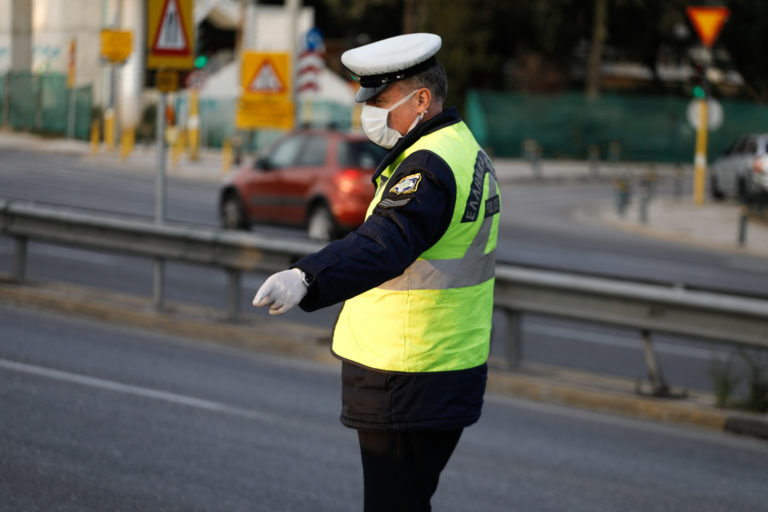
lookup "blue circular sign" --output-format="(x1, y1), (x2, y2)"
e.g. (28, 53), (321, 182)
(306, 27), (324, 50)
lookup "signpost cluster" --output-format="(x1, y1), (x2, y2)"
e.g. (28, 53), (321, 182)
(146, 0), (195, 310)
(686, 6), (730, 206)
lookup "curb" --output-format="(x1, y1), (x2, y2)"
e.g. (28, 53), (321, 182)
(2, 276), (765, 438)
(572, 200), (768, 259)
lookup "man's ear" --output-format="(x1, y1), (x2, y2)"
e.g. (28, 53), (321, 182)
(416, 88), (431, 113)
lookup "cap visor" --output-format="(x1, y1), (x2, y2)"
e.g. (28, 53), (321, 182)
(355, 84), (389, 103)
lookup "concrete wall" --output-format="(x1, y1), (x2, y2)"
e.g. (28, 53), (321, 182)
(0, 0), (33, 72)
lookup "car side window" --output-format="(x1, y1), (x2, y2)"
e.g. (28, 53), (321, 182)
(296, 135), (328, 167)
(338, 140), (387, 168)
(267, 136), (305, 168)
(733, 137), (748, 155)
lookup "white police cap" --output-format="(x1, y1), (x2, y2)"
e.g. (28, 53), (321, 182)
(342, 33), (442, 103)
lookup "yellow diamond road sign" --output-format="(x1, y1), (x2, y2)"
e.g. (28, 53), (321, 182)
(241, 52), (291, 99)
(147, 0), (194, 70)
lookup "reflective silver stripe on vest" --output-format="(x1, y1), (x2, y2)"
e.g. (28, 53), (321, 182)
(378, 169), (500, 291)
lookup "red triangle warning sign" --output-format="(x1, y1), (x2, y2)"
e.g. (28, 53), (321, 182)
(687, 6), (730, 48)
(247, 60), (286, 94)
(152, 0), (190, 56)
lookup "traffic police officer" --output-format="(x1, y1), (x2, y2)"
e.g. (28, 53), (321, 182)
(253, 33), (500, 511)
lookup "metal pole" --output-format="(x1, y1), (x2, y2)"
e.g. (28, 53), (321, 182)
(68, 88), (77, 139)
(503, 309), (523, 370)
(227, 268), (241, 320)
(13, 236), (28, 282)
(640, 329), (669, 396)
(738, 206), (748, 247)
(287, 0), (300, 128)
(153, 92), (167, 311)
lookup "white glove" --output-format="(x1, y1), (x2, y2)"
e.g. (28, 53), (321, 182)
(252, 268), (308, 315)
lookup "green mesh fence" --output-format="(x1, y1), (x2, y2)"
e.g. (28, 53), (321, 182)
(194, 97), (354, 150)
(1, 72), (93, 138)
(39, 74), (68, 134)
(0, 75), (5, 125)
(465, 90), (768, 163)
(8, 72), (39, 131)
(74, 85), (93, 140)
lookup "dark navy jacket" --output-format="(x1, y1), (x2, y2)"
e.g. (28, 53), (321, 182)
(294, 107), (487, 431)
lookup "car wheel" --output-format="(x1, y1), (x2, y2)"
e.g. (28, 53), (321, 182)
(710, 175), (725, 201)
(307, 204), (336, 242)
(220, 193), (250, 230)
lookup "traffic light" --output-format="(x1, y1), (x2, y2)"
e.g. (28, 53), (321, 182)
(690, 61), (708, 99)
(194, 55), (208, 69)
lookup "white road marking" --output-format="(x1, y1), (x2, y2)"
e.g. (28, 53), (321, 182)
(0, 358), (275, 424)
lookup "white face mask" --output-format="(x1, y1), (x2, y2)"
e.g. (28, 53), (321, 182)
(361, 89), (425, 149)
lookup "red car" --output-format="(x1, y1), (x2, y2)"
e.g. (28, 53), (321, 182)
(219, 130), (387, 240)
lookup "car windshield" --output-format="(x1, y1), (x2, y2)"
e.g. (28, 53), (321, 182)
(339, 140), (388, 169)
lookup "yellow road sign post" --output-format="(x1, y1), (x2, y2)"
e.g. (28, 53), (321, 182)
(693, 98), (709, 205)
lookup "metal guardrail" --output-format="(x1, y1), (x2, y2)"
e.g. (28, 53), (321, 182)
(0, 199), (323, 318)
(2, 199), (767, 395)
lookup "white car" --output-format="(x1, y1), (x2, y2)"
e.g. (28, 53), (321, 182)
(710, 133), (768, 201)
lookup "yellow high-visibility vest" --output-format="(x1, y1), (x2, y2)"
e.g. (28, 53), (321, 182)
(333, 121), (500, 372)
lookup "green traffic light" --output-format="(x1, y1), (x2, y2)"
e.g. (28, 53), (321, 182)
(693, 85), (706, 99)
(194, 55), (208, 69)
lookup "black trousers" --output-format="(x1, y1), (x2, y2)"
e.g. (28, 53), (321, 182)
(357, 429), (463, 512)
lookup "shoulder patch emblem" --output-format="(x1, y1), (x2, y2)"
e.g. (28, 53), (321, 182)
(390, 173), (422, 195)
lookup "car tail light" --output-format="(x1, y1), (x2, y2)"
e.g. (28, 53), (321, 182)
(335, 169), (371, 194)
(753, 156), (768, 174)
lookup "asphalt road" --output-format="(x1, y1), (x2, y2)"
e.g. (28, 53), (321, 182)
(2, 304), (766, 512)
(0, 149), (766, 394)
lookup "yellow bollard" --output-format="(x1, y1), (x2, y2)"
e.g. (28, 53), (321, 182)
(188, 90), (200, 161)
(104, 109), (115, 152)
(120, 128), (135, 161)
(693, 98), (709, 206)
(90, 119), (100, 155)
(171, 129), (184, 170)
(221, 139), (233, 175)
(351, 103), (362, 131)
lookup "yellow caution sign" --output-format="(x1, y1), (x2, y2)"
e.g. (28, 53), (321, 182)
(146, 0), (194, 69)
(236, 96), (295, 131)
(101, 29), (133, 63)
(237, 52), (294, 130)
(156, 70), (179, 92)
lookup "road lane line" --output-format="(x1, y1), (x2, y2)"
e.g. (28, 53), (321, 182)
(0, 358), (276, 424)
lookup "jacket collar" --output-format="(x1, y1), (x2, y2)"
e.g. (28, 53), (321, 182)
(372, 107), (462, 182)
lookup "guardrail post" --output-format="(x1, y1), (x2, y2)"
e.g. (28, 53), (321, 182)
(13, 235), (28, 282)
(226, 268), (241, 320)
(738, 206), (748, 247)
(153, 258), (164, 311)
(640, 329), (671, 397)
(503, 308), (523, 370)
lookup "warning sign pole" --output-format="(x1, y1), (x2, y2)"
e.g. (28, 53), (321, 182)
(693, 94), (709, 206)
(687, 6), (729, 206)
(153, 91), (167, 310)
